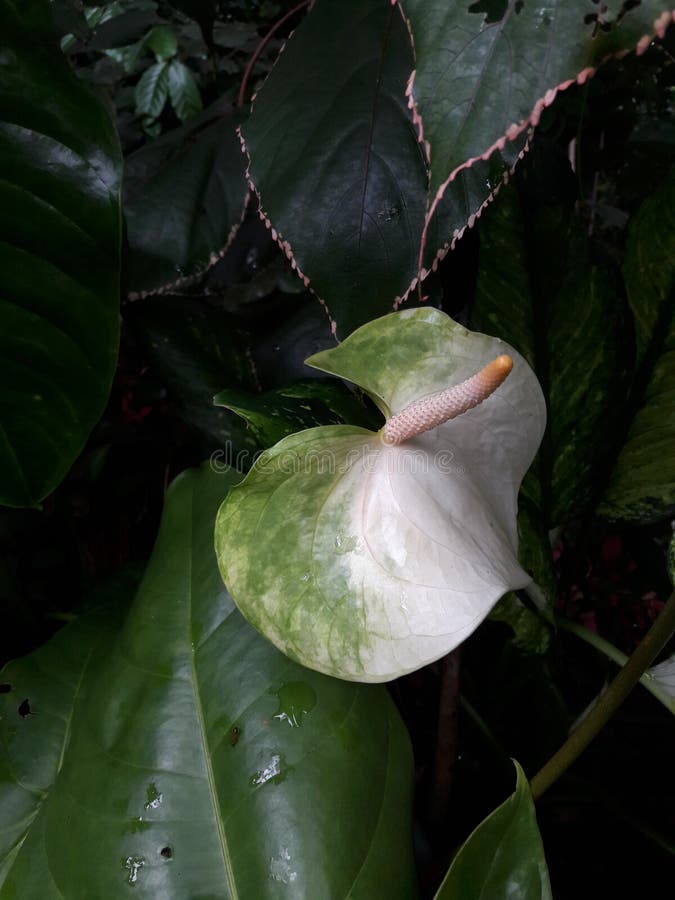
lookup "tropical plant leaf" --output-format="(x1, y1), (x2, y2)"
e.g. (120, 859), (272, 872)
(145, 23), (178, 60)
(600, 169), (675, 522)
(216, 308), (545, 682)
(214, 379), (376, 448)
(400, 0), (675, 211)
(420, 129), (530, 278)
(124, 102), (248, 296)
(0, 606), (123, 889)
(242, 0), (673, 332)
(471, 185), (629, 525)
(241, 0), (427, 337)
(135, 59), (169, 117)
(0, 465), (418, 898)
(434, 760), (552, 900)
(167, 59), (202, 122)
(86, 9), (160, 50)
(0, 0), (122, 507)
(125, 296), (258, 457)
(50, 0), (90, 40)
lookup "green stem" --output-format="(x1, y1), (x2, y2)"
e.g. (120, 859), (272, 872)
(555, 615), (675, 713)
(530, 590), (675, 800)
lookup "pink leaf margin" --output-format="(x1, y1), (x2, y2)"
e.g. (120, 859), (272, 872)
(126, 192), (251, 303)
(395, 1), (675, 296)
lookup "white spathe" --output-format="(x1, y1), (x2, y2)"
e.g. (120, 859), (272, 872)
(217, 309), (547, 681)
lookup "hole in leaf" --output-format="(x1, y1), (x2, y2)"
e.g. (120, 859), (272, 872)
(18, 698), (32, 718)
(0, 683), (12, 693)
(515, 0), (524, 12)
(468, 0), (508, 24)
(160, 847), (173, 859)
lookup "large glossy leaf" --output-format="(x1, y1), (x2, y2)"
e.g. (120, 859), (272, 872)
(0, 606), (123, 888)
(434, 761), (552, 900)
(599, 169), (675, 522)
(401, 0), (675, 211)
(0, 0), (122, 507)
(241, 0), (427, 336)
(0, 465), (417, 898)
(242, 0), (672, 332)
(124, 102), (248, 296)
(241, 0), (524, 335)
(216, 308), (545, 682)
(471, 186), (629, 525)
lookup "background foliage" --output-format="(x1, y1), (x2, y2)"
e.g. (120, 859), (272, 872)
(1, 0), (674, 897)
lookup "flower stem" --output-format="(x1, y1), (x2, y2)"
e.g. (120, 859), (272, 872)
(530, 590), (675, 800)
(555, 614), (675, 713)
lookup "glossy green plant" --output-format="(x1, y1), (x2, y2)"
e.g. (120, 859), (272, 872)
(0, 0), (122, 506)
(0, 466), (417, 898)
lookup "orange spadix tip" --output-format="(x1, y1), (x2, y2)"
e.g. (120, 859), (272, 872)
(492, 354), (513, 375)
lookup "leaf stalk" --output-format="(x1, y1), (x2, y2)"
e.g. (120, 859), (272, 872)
(530, 590), (675, 800)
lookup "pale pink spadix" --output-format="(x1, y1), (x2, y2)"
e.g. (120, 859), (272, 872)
(382, 355), (514, 445)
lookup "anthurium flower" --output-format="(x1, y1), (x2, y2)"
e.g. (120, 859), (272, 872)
(215, 308), (546, 682)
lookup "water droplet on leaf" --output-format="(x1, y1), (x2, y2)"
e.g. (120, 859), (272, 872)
(144, 783), (163, 810)
(124, 856), (145, 886)
(273, 681), (317, 728)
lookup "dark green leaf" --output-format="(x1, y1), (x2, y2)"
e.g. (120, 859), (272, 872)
(167, 59), (202, 122)
(402, 0), (674, 202)
(241, 0), (428, 336)
(0, 465), (418, 898)
(87, 10), (160, 50)
(135, 59), (169, 117)
(168, 0), (217, 48)
(0, 0), (122, 507)
(0, 605), (125, 895)
(214, 379), (376, 448)
(600, 168), (675, 522)
(124, 103), (248, 295)
(471, 186), (629, 524)
(50, 0), (90, 40)
(125, 296), (258, 456)
(546, 230), (628, 522)
(434, 761), (552, 900)
(146, 23), (177, 61)
(104, 40), (145, 75)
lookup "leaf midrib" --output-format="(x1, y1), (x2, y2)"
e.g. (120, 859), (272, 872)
(186, 487), (239, 900)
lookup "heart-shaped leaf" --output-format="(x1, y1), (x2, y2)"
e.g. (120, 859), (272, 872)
(0, 0), (122, 507)
(434, 761), (552, 900)
(241, 0), (427, 336)
(216, 308), (546, 682)
(241, 0), (524, 335)
(0, 465), (417, 897)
